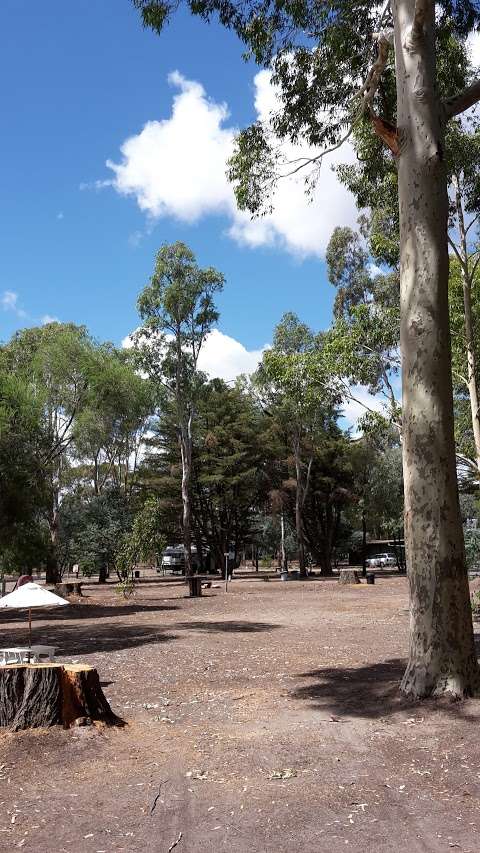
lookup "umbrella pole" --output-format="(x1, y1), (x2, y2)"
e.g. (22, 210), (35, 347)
(28, 608), (32, 663)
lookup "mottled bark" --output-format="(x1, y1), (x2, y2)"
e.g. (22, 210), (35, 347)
(179, 419), (193, 578)
(393, 0), (479, 697)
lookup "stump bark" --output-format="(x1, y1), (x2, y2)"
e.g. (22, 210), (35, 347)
(338, 569), (361, 585)
(0, 663), (124, 731)
(53, 582), (83, 597)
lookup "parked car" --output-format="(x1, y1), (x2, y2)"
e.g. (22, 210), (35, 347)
(158, 545), (201, 574)
(365, 553), (397, 568)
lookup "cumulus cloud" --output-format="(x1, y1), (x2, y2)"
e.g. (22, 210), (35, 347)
(105, 70), (358, 257)
(41, 314), (59, 325)
(1, 290), (26, 318)
(122, 328), (265, 382)
(197, 329), (265, 381)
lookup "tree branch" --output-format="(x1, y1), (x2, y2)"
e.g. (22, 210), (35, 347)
(465, 213), (480, 237)
(448, 234), (467, 270)
(444, 78), (480, 119)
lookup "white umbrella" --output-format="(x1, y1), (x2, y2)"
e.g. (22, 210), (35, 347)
(0, 582), (69, 653)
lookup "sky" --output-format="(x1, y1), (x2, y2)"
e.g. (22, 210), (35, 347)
(0, 1), (359, 351)
(6, 3), (477, 424)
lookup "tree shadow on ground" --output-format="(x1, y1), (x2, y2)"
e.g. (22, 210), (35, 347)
(0, 617), (277, 656)
(172, 620), (279, 633)
(0, 602), (178, 624)
(0, 621), (177, 656)
(292, 657), (480, 721)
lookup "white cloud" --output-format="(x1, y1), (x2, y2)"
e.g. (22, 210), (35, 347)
(41, 314), (59, 325)
(79, 179), (113, 192)
(339, 384), (396, 437)
(107, 72), (235, 224)
(197, 329), (265, 381)
(105, 70), (358, 258)
(1, 290), (27, 318)
(122, 327), (265, 382)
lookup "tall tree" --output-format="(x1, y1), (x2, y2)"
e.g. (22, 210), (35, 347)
(446, 119), (480, 473)
(255, 313), (339, 575)
(134, 242), (224, 576)
(3, 323), (96, 583)
(134, 0), (480, 696)
(0, 359), (48, 572)
(74, 346), (154, 497)
(325, 226), (401, 430)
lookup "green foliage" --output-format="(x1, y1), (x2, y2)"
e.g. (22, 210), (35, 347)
(348, 432), (404, 539)
(133, 0), (480, 215)
(134, 242), (224, 406)
(465, 529), (480, 573)
(114, 498), (166, 580)
(323, 226), (400, 426)
(58, 490), (133, 577)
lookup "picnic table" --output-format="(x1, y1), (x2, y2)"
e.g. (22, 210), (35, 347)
(0, 646), (56, 665)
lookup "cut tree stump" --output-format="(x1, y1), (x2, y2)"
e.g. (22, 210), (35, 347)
(53, 582), (83, 597)
(0, 663), (124, 731)
(338, 569), (361, 585)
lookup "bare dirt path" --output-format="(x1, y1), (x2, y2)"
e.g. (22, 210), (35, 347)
(1, 576), (479, 853)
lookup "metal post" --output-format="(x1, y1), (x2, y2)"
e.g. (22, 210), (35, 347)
(225, 553), (229, 593)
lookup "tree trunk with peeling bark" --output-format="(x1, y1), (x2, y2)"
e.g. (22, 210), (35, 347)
(179, 419), (193, 578)
(393, 0), (479, 697)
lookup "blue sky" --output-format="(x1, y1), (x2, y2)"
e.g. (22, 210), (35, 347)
(0, 0), (358, 365)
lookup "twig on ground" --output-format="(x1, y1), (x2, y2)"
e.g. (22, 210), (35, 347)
(167, 831), (183, 852)
(150, 780), (167, 815)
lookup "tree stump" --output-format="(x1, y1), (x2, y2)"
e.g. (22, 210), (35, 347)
(0, 663), (124, 731)
(53, 582), (83, 597)
(338, 569), (361, 585)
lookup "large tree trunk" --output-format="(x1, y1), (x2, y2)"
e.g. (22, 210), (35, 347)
(280, 512), (288, 571)
(393, 0), (479, 697)
(46, 477), (61, 585)
(0, 664), (124, 731)
(179, 419), (193, 578)
(362, 510), (367, 578)
(293, 437), (307, 577)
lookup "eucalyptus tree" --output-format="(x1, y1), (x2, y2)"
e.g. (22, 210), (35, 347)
(0, 359), (47, 572)
(324, 226), (401, 430)
(133, 0), (480, 696)
(446, 120), (480, 474)
(74, 347), (154, 496)
(3, 323), (96, 582)
(134, 242), (224, 576)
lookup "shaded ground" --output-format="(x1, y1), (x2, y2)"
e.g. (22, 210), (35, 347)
(1, 576), (480, 852)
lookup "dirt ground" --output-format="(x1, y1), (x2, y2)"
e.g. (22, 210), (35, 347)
(1, 574), (480, 853)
